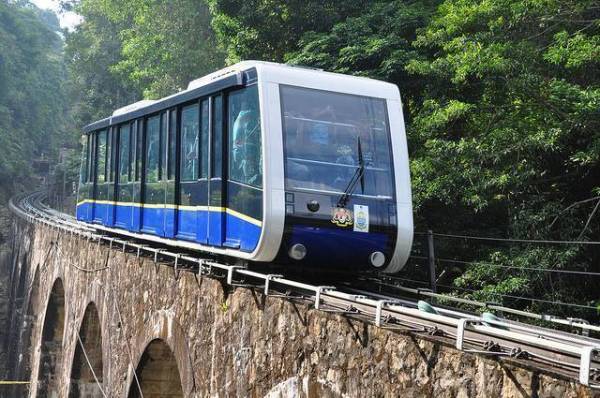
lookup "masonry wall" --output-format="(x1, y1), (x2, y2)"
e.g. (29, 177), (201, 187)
(5, 220), (600, 398)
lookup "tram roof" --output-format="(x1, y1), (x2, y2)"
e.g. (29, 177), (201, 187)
(83, 61), (399, 133)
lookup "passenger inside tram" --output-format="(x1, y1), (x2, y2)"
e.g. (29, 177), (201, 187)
(230, 86), (261, 187)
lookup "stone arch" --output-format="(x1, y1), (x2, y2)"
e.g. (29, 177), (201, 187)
(15, 266), (41, 382)
(125, 311), (194, 397)
(36, 278), (66, 397)
(68, 302), (104, 397)
(128, 339), (184, 398)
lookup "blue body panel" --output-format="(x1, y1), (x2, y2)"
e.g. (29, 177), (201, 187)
(288, 224), (389, 267)
(77, 202), (261, 253)
(114, 203), (134, 229)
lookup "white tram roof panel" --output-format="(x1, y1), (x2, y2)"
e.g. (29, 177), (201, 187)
(85, 61), (400, 132)
(187, 60), (400, 99)
(112, 99), (157, 117)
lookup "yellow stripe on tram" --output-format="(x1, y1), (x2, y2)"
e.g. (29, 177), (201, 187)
(77, 200), (262, 227)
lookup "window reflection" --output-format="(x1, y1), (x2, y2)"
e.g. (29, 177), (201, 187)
(280, 86), (393, 197)
(180, 105), (199, 182)
(145, 116), (160, 183)
(228, 85), (262, 188)
(119, 125), (130, 184)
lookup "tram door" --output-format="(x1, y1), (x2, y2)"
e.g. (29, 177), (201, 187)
(131, 120), (143, 232)
(115, 123), (134, 229)
(177, 100), (209, 242)
(92, 129), (109, 224)
(77, 133), (94, 221)
(207, 95), (225, 246)
(141, 113), (167, 236)
(163, 109), (177, 238)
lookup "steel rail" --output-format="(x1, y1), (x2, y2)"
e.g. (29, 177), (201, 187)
(8, 191), (600, 389)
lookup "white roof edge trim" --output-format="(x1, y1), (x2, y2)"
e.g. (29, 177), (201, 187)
(187, 61), (257, 90)
(112, 100), (158, 117)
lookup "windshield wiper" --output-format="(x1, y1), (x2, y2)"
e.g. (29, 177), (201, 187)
(336, 137), (365, 208)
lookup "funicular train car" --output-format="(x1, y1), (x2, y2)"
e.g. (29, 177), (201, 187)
(76, 61), (413, 272)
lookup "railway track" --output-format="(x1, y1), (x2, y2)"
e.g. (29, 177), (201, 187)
(8, 191), (600, 389)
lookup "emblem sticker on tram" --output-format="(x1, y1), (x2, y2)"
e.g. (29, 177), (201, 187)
(353, 205), (369, 233)
(331, 207), (353, 227)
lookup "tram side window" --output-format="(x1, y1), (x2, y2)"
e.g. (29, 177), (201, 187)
(119, 124), (131, 183)
(145, 116), (161, 183)
(212, 95), (223, 178)
(200, 99), (209, 179)
(107, 129), (114, 183)
(135, 121), (143, 181)
(96, 130), (107, 184)
(81, 135), (90, 183)
(180, 104), (199, 181)
(160, 113), (167, 180)
(88, 133), (96, 183)
(228, 85), (261, 188)
(167, 110), (177, 181)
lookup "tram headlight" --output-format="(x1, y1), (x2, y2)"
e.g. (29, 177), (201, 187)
(370, 251), (386, 267)
(288, 243), (307, 261)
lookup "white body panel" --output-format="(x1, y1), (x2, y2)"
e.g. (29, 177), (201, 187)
(249, 61), (413, 271)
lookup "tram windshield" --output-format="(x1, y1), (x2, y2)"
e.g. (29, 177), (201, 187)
(280, 85), (394, 198)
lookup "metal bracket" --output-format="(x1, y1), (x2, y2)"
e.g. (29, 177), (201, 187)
(226, 265), (246, 286)
(456, 318), (481, 350)
(580, 347), (599, 386)
(173, 254), (182, 280)
(375, 300), (401, 327)
(264, 274), (284, 296)
(314, 286), (335, 310)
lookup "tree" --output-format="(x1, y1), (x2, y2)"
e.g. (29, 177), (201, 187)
(208, 0), (371, 64)
(404, 0), (599, 314)
(0, 1), (70, 190)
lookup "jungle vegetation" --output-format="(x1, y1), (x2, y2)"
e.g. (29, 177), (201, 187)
(2, 0), (599, 320)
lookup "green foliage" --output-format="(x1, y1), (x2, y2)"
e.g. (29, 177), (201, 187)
(207, 0), (599, 319)
(0, 1), (70, 189)
(57, 0), (599, 320)
(208, 0), (370, 64)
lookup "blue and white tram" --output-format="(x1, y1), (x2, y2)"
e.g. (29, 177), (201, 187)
(76, 61), (413, 272)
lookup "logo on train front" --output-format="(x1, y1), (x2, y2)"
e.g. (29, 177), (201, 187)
(331, 207), (353, 227)
(353, 204), (369, 233)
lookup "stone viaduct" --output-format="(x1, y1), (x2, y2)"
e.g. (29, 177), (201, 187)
(2, 218), (599, 397)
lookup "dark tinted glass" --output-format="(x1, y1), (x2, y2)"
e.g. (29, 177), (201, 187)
(181, 104), (199, 182)
(168, 110), (177, 180)
(118, 124), (131, 183)
(96, 130), (107, 184)
(280, 85), (393, 197)
(228, 85), (261, 187)
(212, 95), (223, 178)
(200, 99), (209, 178)
(145, 116), (161, 183)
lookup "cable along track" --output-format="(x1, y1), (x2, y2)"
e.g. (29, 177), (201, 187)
(8, 191), (600, 389)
